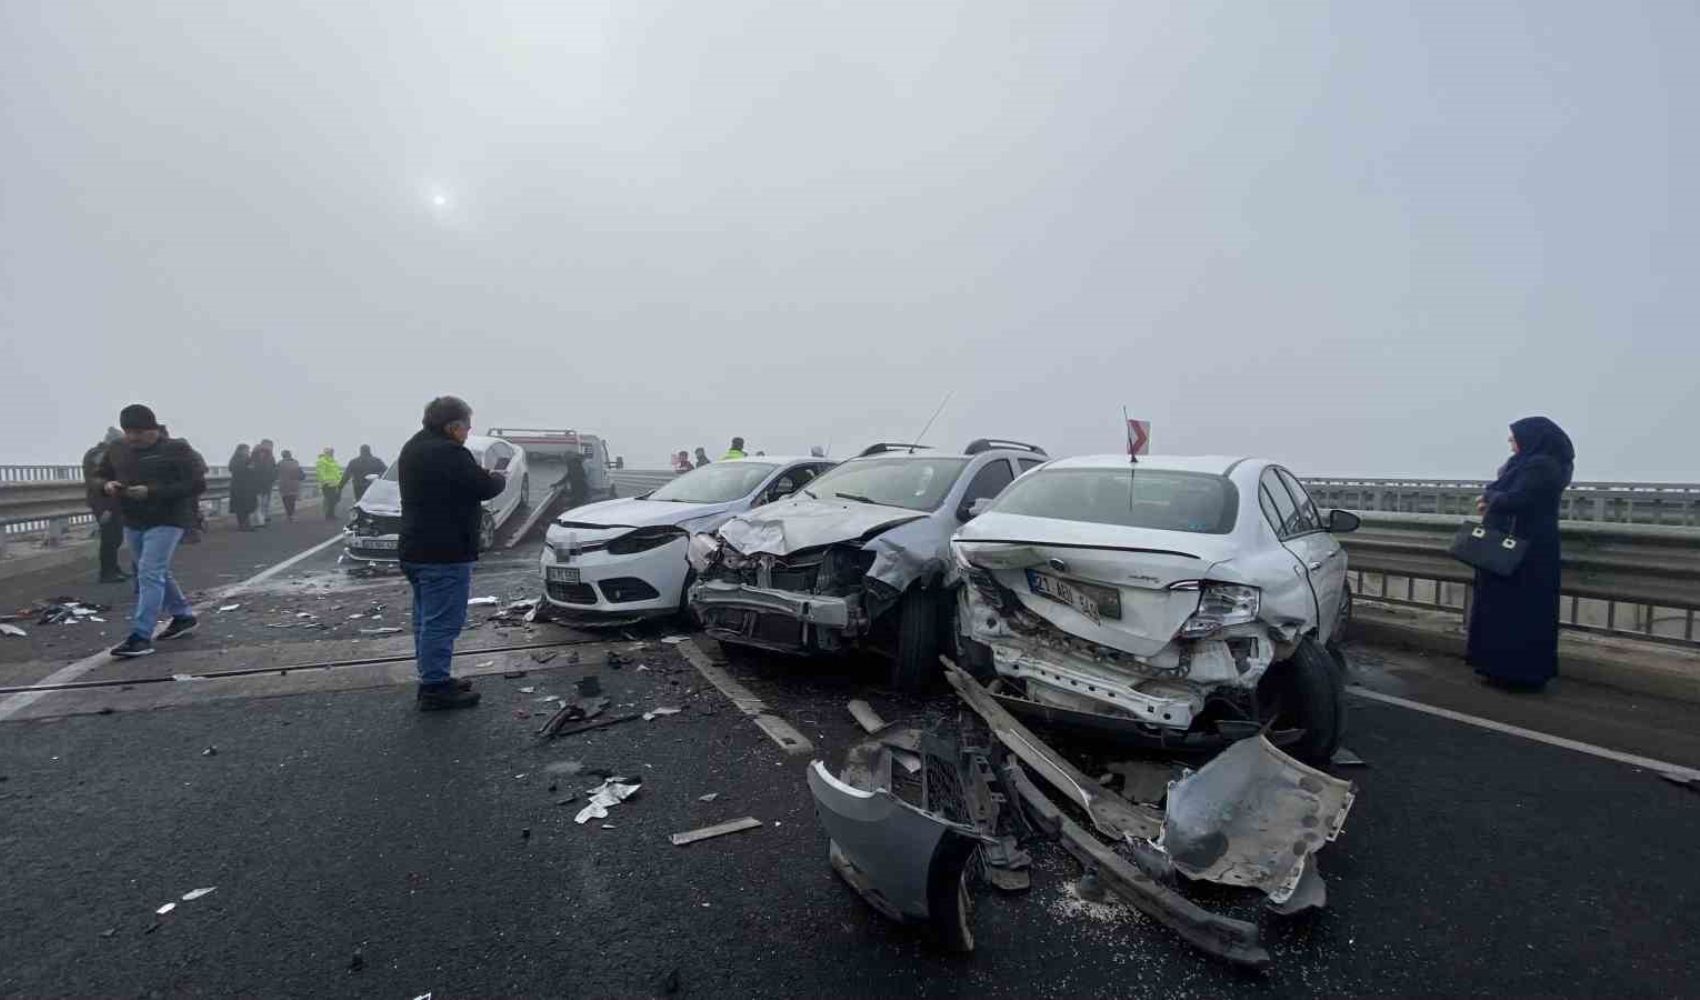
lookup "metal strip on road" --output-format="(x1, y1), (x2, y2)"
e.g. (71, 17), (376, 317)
(1347, 684), (1700, 782)
(676, 639), (813, 755)
(0, 532), (348, 722)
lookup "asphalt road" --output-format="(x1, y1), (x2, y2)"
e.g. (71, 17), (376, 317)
(2, 531), (1698, 998)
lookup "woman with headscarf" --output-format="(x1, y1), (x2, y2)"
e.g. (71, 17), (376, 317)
(228, 443), (257, 531)
(1467, 417), (1575, 692)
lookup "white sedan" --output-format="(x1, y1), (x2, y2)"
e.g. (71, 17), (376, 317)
(344, 434), (531, 564)
(952, 454), (1358, 764)
(540, 456), (835, 624)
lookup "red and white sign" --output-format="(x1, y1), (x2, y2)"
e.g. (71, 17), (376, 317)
(1125, 419), (1150, 457)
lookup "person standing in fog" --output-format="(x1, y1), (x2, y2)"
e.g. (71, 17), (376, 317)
(276, 450), (304, 521)
(228, 444), (257, 531)
(1467, 417), (1575, 692)
(250, 440), (278, 527)
(98, 404), (205, 658)
(316, 447), (344, 520)
(693, 447), (711, 468)
(340, 444), (388, 501)
(83, 427), (128, 583)
(399, 396), (505, 711)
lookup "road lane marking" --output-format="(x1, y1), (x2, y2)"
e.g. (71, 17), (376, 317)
(1346, 684), (1700, 782)
(676, 639), (813, 755)
(0, 532), (347, 722)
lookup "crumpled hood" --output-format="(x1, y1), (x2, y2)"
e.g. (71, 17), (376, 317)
(355, 480), (401, 517)
(716, 496), (926, 558)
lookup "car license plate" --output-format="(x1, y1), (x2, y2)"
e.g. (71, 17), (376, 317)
(356, 538), (398, 550)
(1027, 570), (1102, 625)
(547, 566), (581, 584)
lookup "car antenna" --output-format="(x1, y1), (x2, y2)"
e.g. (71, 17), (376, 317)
(909, 391), (953, 453)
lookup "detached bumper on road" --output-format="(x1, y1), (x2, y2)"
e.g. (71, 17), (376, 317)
(691, 580), (857, 651)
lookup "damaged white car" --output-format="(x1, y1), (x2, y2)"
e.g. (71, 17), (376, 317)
(689, 440), (1049, 690)
(952, 455), (1358, 764)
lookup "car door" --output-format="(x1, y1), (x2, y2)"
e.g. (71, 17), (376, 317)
(1259, 467), (1332, 642)
(485, 444), (516, 522)
(1276, 467), (1345, 643)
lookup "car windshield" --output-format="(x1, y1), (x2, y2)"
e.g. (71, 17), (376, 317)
(381, 462), (399, 481)
(803, 457), (970, 512)
(647, 462), (778, 503)
(990, 468), (1238, 534)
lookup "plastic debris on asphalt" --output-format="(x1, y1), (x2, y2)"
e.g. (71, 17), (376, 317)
(660, 636), (689, 644)
(181, 887), (216, 901)
(670, 817), (762, 846)
(217, 604), (241, 613)
(575, 777), (643, 824)
(643, 706), (682, 721)
(155, 903), (176, 915)
(467, 596), (498, 607)
(201, 746), (217, 756)
(0, 624), (26, 638)
(518, 686), (536, 694)
(698, 793), (719, 803)
(359, 627), (402, 635)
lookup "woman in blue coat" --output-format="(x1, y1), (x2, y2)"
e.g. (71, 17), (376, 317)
(1467, 417), (1574, 691)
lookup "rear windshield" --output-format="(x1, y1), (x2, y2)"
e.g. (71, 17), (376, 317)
(647, 462), (778, 503)
(803, 457), (970, 512)
(989, 468), (1238, 534)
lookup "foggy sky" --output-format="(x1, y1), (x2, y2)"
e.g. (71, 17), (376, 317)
(4, 1), (1696, 480)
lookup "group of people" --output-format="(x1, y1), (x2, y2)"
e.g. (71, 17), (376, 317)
(223, 443), (391, 529)
(671, 437), (751, 473)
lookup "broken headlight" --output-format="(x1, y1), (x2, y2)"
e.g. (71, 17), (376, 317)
(686, 533), (722, 573)
(1179, 583), (1260, 639)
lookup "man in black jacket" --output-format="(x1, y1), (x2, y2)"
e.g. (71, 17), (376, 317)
(97, 405), (207, 658)
(339, 445), (388, 501)
(82, 427), (127, 583)
(399, 396), (505, 710)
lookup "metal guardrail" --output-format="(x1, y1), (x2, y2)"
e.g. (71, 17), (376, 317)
(0, 470), (317, 552)
(1305, 477), (1700, 526)
(611, 470), (679, 495)
(1339, 510), (1700, 649)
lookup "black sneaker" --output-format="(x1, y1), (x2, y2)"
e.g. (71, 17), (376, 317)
(110, 635), (155, 658)
(415, 677), (474, 698)
(416, 681), (481, 711)
(158, 615), (199, 641)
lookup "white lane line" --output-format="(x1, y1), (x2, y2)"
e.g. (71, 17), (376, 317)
(0, 532), (347, 722)
(1346, 684), (1700, 782)
(676, 639), (813, 755)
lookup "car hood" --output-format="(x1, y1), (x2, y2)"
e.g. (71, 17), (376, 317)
(355, 480), (401, 517)
(556, 496), (731, 531)
(954, 511), (1238, 657)
(716, 496), (927, 558)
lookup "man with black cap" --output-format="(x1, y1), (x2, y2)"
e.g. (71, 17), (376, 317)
(82, 427), (128, 583)
(97, 404), (207, 658)
(399, 395), (505, 710)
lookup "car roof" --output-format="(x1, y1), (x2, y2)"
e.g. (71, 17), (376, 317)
(1040, 454), (1253, 475)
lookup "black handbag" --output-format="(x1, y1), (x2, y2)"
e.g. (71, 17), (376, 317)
(1449, 518), (1528, 578)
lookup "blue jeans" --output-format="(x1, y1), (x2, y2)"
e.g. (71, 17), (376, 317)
(126, 526), (192, 640)
(402, 561), (472, 685)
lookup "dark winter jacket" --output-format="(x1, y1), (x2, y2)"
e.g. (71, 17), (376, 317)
(228, 452), (257, 516)
(341, 454), (388, 499)
(250, 450), (278, 492)
(397, 429), (504, 564)
(83, 443), (119, 516)
(97, 437), (208, 530)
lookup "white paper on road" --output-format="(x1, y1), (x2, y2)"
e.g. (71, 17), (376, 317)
(181, 886), (216, 901)
(574, 778), (642, 824)
(643, 706), (682, 721)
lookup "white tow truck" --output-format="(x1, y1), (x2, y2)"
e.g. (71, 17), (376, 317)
(487, 429), (618, 501)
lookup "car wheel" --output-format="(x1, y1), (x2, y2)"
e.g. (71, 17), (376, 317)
(1257, 637), (1344, 767)
(520, 474), (530, 507)
(891, 587), (941, 693)
(477, 510), (496, 552)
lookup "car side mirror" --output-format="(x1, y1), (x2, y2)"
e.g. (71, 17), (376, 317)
(1326, 509), (1361, 534)
(960, 497), (994, 522)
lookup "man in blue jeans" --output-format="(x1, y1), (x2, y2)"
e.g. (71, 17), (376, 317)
(97, 404), (207, 658)
(398, 396), (506, 710)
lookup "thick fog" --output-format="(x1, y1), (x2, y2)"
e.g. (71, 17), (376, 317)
(4, 1), (1695, 479)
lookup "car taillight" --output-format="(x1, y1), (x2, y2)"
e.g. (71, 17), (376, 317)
(1179, 583), (1260, 638)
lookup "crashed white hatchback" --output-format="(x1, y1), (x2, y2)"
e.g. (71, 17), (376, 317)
(952, 455), (1358, 764)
